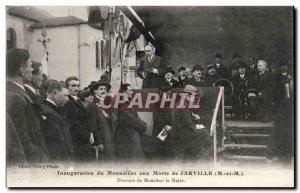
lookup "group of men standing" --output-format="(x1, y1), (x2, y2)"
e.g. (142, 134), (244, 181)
(6, 48), (149, 165)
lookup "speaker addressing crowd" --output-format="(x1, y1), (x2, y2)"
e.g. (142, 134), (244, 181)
(6, 44), (293, 165)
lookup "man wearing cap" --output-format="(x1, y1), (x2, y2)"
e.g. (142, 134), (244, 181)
(87, 79), (116, 161)
(169, 85), (212, 161)
(214, 54), (229, 79)
(231, 62), (249, 119)
(204, 64), (222, 87)
(160, 66), (180, 91)
(186, 65), (206, 87)
(6, 48), (49, 163)
(178, 66), (187, 87)
(137, 44), (166, 89)
(248, 60), (275, 121)
(64, 76), (93, 162)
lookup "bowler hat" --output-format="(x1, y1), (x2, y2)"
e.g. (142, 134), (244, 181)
(89, 79), (111, 94)
(178, 66), (186, 72)
(237, 62), (247, 69)
(183, 84), (204, 98)
(164, 66), (175, 75)
(192, 65), (204, 72)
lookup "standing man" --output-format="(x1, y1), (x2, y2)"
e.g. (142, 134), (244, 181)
(160, 66), (180, 91)
(214, 54), (229, 79)
(40, 81), (74, 163)
(64, 76), (93, 162)
(87, 80), (116, 161)
(186, 65), (206, 87)
(137, 44), (165, 89)
(231, 62), (249, 119)
(6, 48), (49, 163)
(178, 67), (187, 87)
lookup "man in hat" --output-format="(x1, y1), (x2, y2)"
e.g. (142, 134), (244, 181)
(230, 53), (242, 78)
(169, 85), (212, 161)
(160, 66), (180, 91)
(273, 63), (292, 110)
(40, 81), (74, 163)
(204, 64), (222, 87)
(178, 66), (187, 87)
(185, 67), (193, 79)
(6, 48), (49, 163)
(231, 62), (249, 119)
(137, 44), (166, 89)
(248, 60), (275, 121)
(246, 56), (258, 77)
(87, 79), (116, 161)
(64, 76), (93, 162)
(214, 53), (229, 79)
(186, 65), (206, 87)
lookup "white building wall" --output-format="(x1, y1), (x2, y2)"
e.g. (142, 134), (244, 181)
(78, 24), (106, 88)
(30, 26), (79, 82)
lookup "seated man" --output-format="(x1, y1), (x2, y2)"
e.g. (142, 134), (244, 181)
(247, 60), (275, 121)
(169, 85), (212, 162)
(204, 64), (222, 87)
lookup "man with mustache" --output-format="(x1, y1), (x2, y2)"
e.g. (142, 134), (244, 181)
(137, 44), (165, 89)
(64, 76), (93, 162)
(87, 79), (116, 161)
(186, 65), (206, 87)
(40, 81), (74, 163)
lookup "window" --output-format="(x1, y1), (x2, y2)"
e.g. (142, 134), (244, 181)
(7, 28), (16, 51)
(95, 41), (100, 68)
(100, 40), (105, 69)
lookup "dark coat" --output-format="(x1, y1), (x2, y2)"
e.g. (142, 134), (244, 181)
(6, 81), (49, 163)
(170, 108), (211, 160)
(185, 77), (206, 87)
(274, 72), (292, 105)
(64, 96), (90, 159)
(178, 76), (188, 87)
(40, 100), (74, 162)
(215, 64), (229, 79)
(248, 71), (275, 100)
(159, 78), (180, 91)
(87, 100), (116, 161)
(204, 74), (222, 87)
(115, 104), (147, 161)
(137, 55), (165, 88)
(231, 74), (249, 95)
(6, 113), (26, 165)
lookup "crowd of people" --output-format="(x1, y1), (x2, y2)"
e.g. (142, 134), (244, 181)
(6, 44), (293, 165)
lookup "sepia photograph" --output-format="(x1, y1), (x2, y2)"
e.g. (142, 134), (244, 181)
(5, 5), (295, 188)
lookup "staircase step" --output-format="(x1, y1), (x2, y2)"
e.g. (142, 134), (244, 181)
(227, 133), (270, 138)
(222, 155), (268, 161)
(224, 144), (267, 149)
(226, 121), (273, 128)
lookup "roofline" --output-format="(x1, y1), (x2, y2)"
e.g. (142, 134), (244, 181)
(8, 12), (41, 22)
(30, 21), (88, 29)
